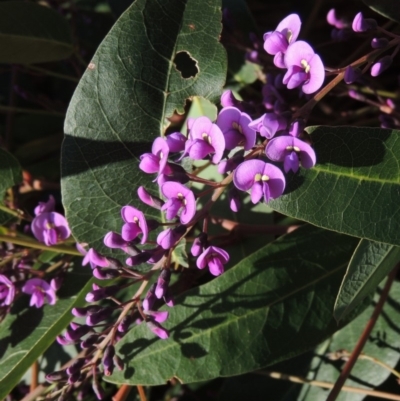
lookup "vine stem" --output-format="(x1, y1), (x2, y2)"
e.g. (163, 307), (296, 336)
(325, 264), (400, 401)
(112, 384), (132, 401)
(0, 234), (81, 256)
(256, 370), (400, 400)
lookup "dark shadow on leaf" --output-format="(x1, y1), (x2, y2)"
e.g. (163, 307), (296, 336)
(369, 330), (400, 353)
(119, 337), (154, 361)
(188, 317), (226, 330)
(180, 342), (208, 359)
(62, 135), (152, 178)
(311, 126), (390, 168)
(124, 366), (135, 379)
(282, 171), (305, 195)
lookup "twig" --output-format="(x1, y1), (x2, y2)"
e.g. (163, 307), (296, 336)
(255, 370), (400, 400)
(30, 360), (39, 392)
(326, 264), (400, 401)
(112, 384), (132, 401)
(137, 385), (147, 401)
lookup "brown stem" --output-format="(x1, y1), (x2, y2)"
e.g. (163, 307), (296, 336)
(30, 360), (39, 392)
(112, 384), (132, 401)
(326, 264), (399, 401)
(137, 385), (147, 401)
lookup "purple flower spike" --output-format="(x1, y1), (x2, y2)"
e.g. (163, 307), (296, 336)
(265, 136), (316, 173)
(249, 113), (287, 139)
(22, 278), (56, 308)
(234, 160), (286, 204)
(161, 182), (196, 224)
(216, 107), (255, 150)
(31, 212), (70, 246)
(352, 12), (377, 32)
(197, 246), (229, 276)
(185, 116), (225, 164)
(0, 274), (15, 306)
(139, 137), (170, 175)
(283, 41), (325, 94)
(371, 56), (392, 77)
(121, 206), (148, 244)
(166, 132), (186, 152)
(34, 195), (55, 216)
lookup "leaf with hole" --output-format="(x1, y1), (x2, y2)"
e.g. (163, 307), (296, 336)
(61, 0), (227, 255)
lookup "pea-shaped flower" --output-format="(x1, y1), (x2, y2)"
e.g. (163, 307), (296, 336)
(197, 246), (229, 276)
(283, 41), (325, 94)
(184, 116), (225, 164)
(161, 182), (196, 224)
(121, 206), (148, 244)
(22, 278), (56, 308)
(139, 137), (170, 176)
(233, 160), (285, 204)
(31, 212), (71, 246)
(265, 136), (316, 173)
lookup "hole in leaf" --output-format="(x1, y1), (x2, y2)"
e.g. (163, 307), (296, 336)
(173, 51), (198, 78)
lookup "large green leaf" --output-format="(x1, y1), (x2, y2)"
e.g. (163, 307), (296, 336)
(299, 280), (400, 401)
(0, 1), (73, 64)
(334, 239), (400, 322)
(363, 0), (400, 24)
(106, 225), (363, 385)
(269, 126), (400, 246)
(0, 260), (92, 398)
(0, 148), (22, 224)
(61, 0), (227, 253)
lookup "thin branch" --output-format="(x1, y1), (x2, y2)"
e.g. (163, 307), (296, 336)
(255, 370), (400, 400)
(326, 264), (400, 401)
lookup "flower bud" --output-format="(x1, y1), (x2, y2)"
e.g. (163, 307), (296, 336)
(93, 268), (120, 280)
(80, 334), (99, 349)
(371, 37), (389, 49)
(143, 283), (157, 311)
(344, 66), (361, 84)
(155, 269), (171, 299)
(138, 186), (164, 209)
(126, 251), (152, 266)
(46, 370), (68, 383)
(191, 232), (208, 257)
(166, 132), (186, 152)
(86, 307), (113, 326)
(144, 309), (169, 323)
(229, 188), (241, 212)
(117, 315), (134, 333)
(65, 325), (91, 342)
(72, 305), (103, 317)
(352, 12), (377, 32)
(371, 56), (392, 77)
(66, 358), (86, 375)
(102, 345), (115, 376)
(146, 321), (169, 339)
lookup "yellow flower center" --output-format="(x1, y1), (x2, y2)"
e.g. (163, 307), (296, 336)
(286, 29), (293, 43)
(254, 173), (262, 182)
(232, 122), (243, 134)
(177, 193), (187, 205)
(261, 175), (269, 182)
(286, 146), (301, 152)
(202, 133), (212, 145)
(300, 59), (310, 73)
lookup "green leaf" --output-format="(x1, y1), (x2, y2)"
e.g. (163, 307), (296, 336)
(61, 0), (227, 253)
(0, 260), (92, 398)
(269, 126), (400, 246)
(334, 239), (400, 322)
(106, 225), (364, 385)
(0, 1), (73, 64)
(0, 148), (22, 224)
(299, 280), (400, 401)
(363, 0), (400, 24)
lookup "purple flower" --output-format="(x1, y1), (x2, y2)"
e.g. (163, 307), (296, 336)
(82, 248), (110, 269)
(104, 231), (129, 251)
(155, 269), (171, 299)
(265, 136), (316, 173)
(31, 212), (70, 246)
(248, 112), (287, 139)
(146, 320), (169, 339)
(166, 132), (186, 152)
(196, 246), (229, 276)
(233, 160), (286, 204)
(161, 182), (196, 224)
(216, 107), (255, 150)
(139, 137), (170, 176)
(121, 206), (148, 244)
(326, 9), (348, 29)
(144, 309), (169, 323)
(185, 116), (225, 164)
(229, 187), (241, 212)
(221, 90), (243, 109)
(0, 274), (15, 306)
(283, 41), (325, 94)
(22, 278), (56, 308)
(371, 56), (392, 77)
(34, 195), (55, 216)
(137, 186), (163, 209)
(352, 12), (377, 32)
(263, 14), (302, 68)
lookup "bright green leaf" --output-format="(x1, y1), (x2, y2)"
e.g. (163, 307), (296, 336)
(0, 1), (73, 64)
(269, 126), (400, 246)
(106, 225), (364, 385)
(61, 0), (227, 254)
(299, 280), (400, 401)
(334, 239), (400, 322)
(0, 260), (92, 398)
(363, 0), (400, 24)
